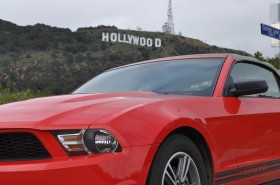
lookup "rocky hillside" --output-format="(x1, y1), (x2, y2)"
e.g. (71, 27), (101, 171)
(0, 19), (248, 94)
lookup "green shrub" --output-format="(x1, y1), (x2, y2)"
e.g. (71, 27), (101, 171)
(0, 84), (50, 105)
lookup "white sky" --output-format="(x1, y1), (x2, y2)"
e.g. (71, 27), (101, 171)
(0, 0), (280, 57)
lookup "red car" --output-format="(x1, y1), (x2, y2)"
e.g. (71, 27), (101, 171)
(0, 54), (280, 185)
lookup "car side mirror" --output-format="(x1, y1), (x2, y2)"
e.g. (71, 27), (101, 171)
(229, 80), (268, 97)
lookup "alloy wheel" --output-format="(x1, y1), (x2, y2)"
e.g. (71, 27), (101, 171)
(162, 152), (201, 185)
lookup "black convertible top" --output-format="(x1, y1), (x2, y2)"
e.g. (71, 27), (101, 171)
(228, 53), (279, 75)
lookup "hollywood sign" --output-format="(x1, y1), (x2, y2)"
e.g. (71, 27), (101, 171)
(102, 32), (162, 48)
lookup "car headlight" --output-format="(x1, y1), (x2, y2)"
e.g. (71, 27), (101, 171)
(52, 129), (121, 156)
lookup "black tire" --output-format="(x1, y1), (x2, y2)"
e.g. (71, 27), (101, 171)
(147, 134), (209, 185)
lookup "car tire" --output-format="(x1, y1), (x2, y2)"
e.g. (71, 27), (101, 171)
(147, 134), (209, 185)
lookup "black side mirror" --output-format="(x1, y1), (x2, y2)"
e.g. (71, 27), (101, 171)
(229, 80), (268, 97)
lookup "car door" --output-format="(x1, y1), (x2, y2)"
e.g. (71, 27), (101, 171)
(224, 61), (280, 183)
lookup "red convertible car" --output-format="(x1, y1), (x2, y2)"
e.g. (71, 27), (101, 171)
(0, 54), (280, 185)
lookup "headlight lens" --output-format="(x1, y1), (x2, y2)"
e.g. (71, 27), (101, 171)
(52, 129), (121, 156)
(84, 130), (119, 153)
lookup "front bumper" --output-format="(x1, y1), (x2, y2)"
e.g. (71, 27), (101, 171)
(0, 129), (159, 185)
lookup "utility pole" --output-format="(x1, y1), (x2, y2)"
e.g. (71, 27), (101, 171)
(162, 0), (175, 34)
(270, 1), (280, 69)
(279, 0), (280, 69)
(167, 0), (175, 34)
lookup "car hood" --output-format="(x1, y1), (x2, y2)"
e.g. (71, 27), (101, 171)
(0, 92), (166, 130)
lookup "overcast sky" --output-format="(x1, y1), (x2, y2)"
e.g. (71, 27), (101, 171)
(0, 0), (280, 57)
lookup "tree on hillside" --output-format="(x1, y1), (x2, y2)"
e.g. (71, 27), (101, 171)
(254, 51), (279, 69)
(254, 51), (265, 61)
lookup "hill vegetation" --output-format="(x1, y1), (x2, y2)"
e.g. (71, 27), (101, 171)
(0, 19), (251, 103)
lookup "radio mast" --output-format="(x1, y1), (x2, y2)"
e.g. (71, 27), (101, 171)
(162, 0), (175, 34)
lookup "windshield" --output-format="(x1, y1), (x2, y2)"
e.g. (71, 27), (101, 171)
(73, 58), (225, 96)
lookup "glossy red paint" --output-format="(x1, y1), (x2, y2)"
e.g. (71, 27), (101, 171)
(1, 54), (280, 185)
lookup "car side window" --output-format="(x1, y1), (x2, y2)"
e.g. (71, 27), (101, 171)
(226, 62), (280, 98)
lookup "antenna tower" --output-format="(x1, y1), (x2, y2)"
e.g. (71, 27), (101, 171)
(163, 0), (175, 34)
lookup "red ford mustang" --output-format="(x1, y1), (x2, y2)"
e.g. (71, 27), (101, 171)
(0, 54), (280, 185)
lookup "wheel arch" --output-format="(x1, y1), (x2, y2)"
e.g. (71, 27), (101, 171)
(146, 123), (215, 185)
(167, 126), (214, 184)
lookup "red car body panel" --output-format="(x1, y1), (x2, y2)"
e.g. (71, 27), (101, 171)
(1, 54), (280, 185)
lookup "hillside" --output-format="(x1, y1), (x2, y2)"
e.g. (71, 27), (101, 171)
(0, 19), (248, 94)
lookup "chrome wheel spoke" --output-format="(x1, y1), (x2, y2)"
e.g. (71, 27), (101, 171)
(181, 156), (191, 182)
(165, 173), (176, 185)
(168, 164), (177, 182)
(162, 152), (200, 185)
(164, 164), (177, 185)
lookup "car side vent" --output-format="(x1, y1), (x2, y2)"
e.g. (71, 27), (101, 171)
(0, 132), (51, 162)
